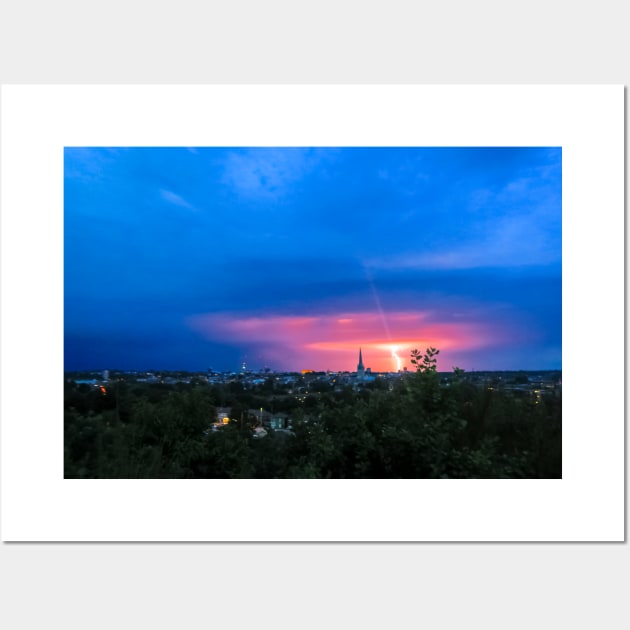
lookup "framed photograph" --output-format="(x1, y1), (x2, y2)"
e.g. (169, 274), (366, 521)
(1, 85), (623, 541)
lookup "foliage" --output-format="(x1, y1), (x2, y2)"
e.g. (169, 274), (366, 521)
(64, 349), (561, 479)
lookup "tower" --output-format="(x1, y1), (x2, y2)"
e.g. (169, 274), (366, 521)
(357, 348), (365, 381)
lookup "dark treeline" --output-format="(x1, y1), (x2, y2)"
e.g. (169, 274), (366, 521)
(64, 349), (561, 479)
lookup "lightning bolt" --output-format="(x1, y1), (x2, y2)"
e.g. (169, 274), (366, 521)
(391, 345), (402, 372)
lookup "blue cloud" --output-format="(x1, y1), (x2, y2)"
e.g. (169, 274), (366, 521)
(64, 147), (562, 371)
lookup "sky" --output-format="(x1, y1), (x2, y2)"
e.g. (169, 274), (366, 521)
(64, 147), (561, 373)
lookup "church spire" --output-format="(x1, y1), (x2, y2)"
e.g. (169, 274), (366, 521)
(357, 348), (365, 379)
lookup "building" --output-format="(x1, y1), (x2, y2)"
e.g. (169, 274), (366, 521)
(269, 412), (290, 430)
(216, 407), (232, 424)
(357, 348), (365, 381)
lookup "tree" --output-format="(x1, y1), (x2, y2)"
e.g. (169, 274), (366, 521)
(410, 346), (439, 373)
(64, 350), (561, 479)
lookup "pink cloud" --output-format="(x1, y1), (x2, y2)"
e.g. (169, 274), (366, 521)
(186, 310), (516, 372)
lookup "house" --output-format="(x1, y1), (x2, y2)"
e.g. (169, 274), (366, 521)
(215, 407), (232, 424)
(248, 408), (272, 425)
(268, 412), (290, 430)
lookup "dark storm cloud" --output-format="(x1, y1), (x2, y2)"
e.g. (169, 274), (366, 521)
(64, 147), (561, 371)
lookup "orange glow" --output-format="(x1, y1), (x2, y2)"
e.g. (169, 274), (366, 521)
(187, 310), (515, 372)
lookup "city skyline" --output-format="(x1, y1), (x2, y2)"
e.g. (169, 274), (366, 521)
(64, 147), (561, 373)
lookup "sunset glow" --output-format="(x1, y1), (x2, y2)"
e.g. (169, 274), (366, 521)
(65, 147), (561, 372)
(187, 310), (514, 372)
